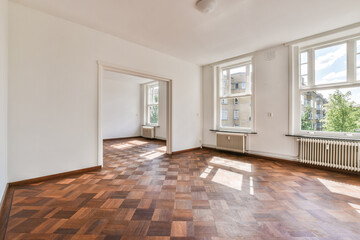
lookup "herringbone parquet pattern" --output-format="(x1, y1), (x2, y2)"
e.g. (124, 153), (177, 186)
(4, 138), (360, 239)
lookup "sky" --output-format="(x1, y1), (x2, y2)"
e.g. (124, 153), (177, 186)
(313, 40), (360, 104)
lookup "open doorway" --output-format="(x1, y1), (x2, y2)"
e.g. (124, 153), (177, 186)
(97, 61), (172, 166)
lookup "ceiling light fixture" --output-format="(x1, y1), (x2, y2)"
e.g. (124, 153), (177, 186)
(195, 0), (217, 14)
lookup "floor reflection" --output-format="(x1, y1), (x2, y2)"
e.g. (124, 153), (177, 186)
(212, 168), (243, 191)
(318, 178), (360, 199)
(210, 156), (252, 172)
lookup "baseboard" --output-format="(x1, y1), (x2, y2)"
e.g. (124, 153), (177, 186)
(202, 144), (360, 176)
(103, 136), (141, 141)
(202, 143), (216, 149)
(154, 137), (166, 141)
(245, 150), (298, 162)
(9, 165), (102, 186)
(0, 184), (14, 240)
(0, 183), (7, 213)
(201, 144), (297, 162)
(172, 147), (201, 154)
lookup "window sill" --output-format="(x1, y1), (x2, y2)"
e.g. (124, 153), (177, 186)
(210, 129), (257, 134)
(142, 125), (160, 128)
(285, 134), (360, 142)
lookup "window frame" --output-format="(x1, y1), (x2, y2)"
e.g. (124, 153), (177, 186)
(215, 59), (255, 132)
(290, 36), (360, 138)
(145, 82), (159, 126)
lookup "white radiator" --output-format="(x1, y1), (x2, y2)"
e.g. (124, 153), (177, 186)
(141, 126), (155, 139)
(216, 132), (246, 153)
(298, 138), (360, 172)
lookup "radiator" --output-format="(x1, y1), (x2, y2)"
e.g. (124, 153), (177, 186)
(298, 138), (360, 172)
(141, 126), (155, 139)
(216, 132), (246, 153)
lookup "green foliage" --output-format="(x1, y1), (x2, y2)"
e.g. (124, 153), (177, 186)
(323, 90), (360, 132)
(301, 105), (314, 131)
(150, 105), (159, 124)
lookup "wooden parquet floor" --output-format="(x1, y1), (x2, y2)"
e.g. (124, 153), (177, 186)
(3, 137), (360, 239)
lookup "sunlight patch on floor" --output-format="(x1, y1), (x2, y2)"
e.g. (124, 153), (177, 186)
(318, 178), (360, 199)
(140, 151), (164, 160)
(200, 166), (213, 179)
(348, 202), (360, 214)
(157, 146), (166, 152)
(212, 168), (243, 191)
(210, 157), (252, 172)
(249, 176), (254, 195)
(111, 143), (134, 149)
(128, 140), (147, 145)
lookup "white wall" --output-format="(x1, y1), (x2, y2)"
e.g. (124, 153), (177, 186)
(8, 2), (202, 182)
(0, 0), (8, 200)
(203, 46), (298, 160)
(102, 78), (141, 139)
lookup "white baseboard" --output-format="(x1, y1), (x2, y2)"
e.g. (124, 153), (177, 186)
(246, 150), (298, 162)
(201, 144), (298, 162)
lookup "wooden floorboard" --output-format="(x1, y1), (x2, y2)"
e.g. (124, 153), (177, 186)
(3, 137), (360, 239)
(0, 185), (15, 240)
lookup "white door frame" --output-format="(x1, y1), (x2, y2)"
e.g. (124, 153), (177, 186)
(97, 61), (173, 166)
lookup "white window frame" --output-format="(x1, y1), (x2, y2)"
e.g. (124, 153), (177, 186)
(290, 35), (360, 138)
(145, 82), (159, 126)
(215, 58), (255, 131)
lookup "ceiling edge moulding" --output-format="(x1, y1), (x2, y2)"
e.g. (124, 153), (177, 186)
(195, 0), (217, 14)
(206, 44), (282, 67)
(206, 21), (360, 67)
(284, 21), (360, 46)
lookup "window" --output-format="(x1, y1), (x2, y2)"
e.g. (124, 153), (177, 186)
(221, 110), (228, 120)
(221, 99), (228, 105)
(218, 61), (253, 130)
(292, 37), (360, 136)
(357, 40), (360, 80)
(146, 83), (159, 125)
(234, 110), (239, 120)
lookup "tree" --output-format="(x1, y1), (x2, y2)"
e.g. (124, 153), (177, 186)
(150, 105), (158, 124)
(301, 105), (314, 130)
(322, 90), (360, 132)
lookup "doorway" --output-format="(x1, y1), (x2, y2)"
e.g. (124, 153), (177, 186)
(97, 61), (172, 166)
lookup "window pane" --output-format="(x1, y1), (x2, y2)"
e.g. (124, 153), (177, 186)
(357, 40), (360, 53)
(357, 68), (360, 81)
(230, 66), (249, 95)
(301, 87), (360, 133)
(315, 43), (347, 85)
(220, 97), (251, 128)
(220, 70), (230, 97)
(301, 75), (308, 86)
(300, 64), (308, 75)
(357, 54), (360, 67)
(300, 52), (308, 64)
(148, 105), (158, 124)
(148, 86), (159, 104)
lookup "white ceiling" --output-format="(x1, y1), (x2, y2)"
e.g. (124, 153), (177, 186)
(11, 0), (360, 65)
(104, 70), (153, 84)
